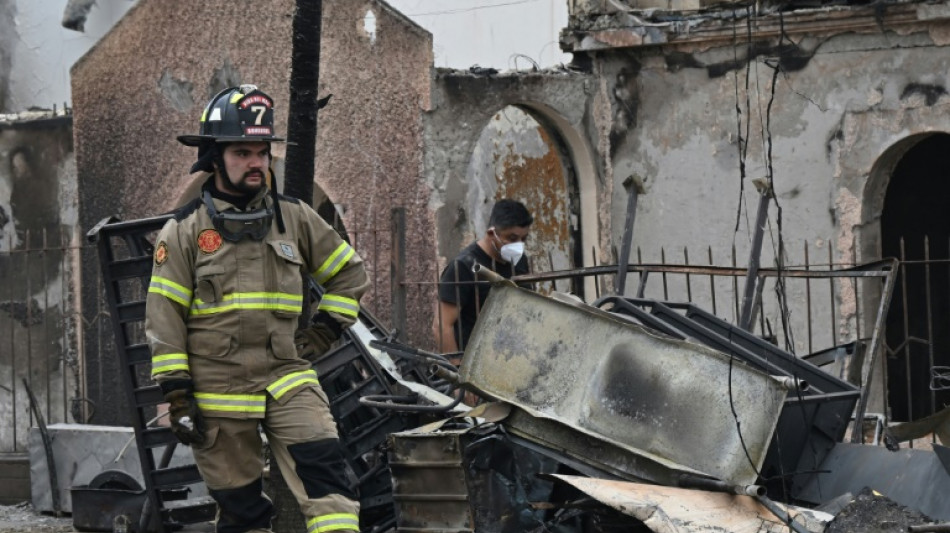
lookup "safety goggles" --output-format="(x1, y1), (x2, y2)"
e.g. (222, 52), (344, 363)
(202, 191), (274, 242)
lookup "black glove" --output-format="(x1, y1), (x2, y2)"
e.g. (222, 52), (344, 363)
(295, 323), (337, 362)
(295, 312), (343, 362)
(163, 380), (206, 446)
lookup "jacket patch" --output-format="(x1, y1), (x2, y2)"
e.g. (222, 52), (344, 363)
(280, 243), (295, 259)
(155, 242), (168, 265)
(197, 229), (223, 255)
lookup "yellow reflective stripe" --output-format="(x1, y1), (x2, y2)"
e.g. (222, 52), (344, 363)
(312, 243), (355, 284)
(190, 292), (303, 316)
(149, 276), (193, 308)
(267, 370), (320, 400)
(230, 92), (243, 103)
(317, 294), (359, 318)
(194, 392), (267, 414)
(150, 353), (190, 376)
(307, 513), (359, 533)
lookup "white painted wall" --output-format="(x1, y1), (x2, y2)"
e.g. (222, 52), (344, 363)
(3, 0), (136, 112)
(384, 0), (571, 69)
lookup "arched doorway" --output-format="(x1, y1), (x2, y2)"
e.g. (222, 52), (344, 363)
(464, 105), (581, 295)
(882, 132), (950, 421)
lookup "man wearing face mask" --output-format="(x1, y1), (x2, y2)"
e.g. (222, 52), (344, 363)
(435, 199), (533, 355)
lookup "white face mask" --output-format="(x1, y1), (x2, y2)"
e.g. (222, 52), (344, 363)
(499, 241), (525, 265)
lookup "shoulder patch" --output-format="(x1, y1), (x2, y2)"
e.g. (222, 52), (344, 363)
(154, 241), (168, 265)
(197, 229), (223, 255)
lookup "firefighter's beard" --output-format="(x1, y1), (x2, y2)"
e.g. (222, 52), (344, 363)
(224, 169), (266, 196)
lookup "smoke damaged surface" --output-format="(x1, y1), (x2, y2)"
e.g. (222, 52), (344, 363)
(825, 488), (937, 533)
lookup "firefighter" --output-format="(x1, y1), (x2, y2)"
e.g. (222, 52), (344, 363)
(145, 84), (367, 533)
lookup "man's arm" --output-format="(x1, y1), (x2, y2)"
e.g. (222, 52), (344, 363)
(145, 219), (206, 445)
(435, 300), (460, 355)
(297, 203), (370, 358)
(145, 219), (194, 386)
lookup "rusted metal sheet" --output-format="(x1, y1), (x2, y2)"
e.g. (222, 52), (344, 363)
(459, 284), (788, 485)
(546, 474), (830, 533)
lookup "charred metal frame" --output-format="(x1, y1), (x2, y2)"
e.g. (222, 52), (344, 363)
(511, 258), (898, 447)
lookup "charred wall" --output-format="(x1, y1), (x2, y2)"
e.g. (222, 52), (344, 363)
(426, 69), (603, 300)
(0, 1), (12, 112)
(0, 114), (79, 451)
(564, 7), (950, 416)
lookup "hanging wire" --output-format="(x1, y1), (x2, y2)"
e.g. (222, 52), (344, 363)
(732, 2), (755, 241)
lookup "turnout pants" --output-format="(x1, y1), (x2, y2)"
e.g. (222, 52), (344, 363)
(191, 386), (359, 533)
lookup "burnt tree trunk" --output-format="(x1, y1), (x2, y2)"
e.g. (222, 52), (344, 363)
(271, 1), (323, 532)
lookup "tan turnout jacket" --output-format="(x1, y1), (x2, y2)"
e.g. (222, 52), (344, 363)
(145, 184), (369, 418)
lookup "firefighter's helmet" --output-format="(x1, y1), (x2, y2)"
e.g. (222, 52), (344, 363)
(177, 85), (285, 146)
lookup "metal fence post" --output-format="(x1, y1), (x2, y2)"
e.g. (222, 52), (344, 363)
(391, 207), (407, 340)
(739, 178), (772, 331)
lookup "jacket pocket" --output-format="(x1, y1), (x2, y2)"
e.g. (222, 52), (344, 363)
(266, 240), (305, 318)
(195, 264), (226, 304)
(269, 331), (299, 360)
(187, 329), (233, 358)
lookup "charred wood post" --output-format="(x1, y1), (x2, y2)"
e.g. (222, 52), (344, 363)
(272, 1), (323, 532)
(283, 0), (323, 207)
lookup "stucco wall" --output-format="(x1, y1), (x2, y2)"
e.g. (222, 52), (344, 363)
(573, 12), (950, 362)
(0, 0), (135, 113)
(71, 0), (433, 423)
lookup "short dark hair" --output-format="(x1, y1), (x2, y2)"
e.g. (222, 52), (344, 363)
(488, 199), (533, 229)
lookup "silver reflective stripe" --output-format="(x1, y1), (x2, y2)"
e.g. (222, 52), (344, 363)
(151, 353), (189, 375)
(190, 292), (303, 315)
(313, 243), (355, 284)
(267, 370), (319, 400)
(317, 294), (359, 318)
(149, 277), (193, 307)
(307, 513), (359, 533)
(194, 393), (267, 414)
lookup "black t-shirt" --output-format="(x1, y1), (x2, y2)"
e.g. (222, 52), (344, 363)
(438, 242), (529, 349)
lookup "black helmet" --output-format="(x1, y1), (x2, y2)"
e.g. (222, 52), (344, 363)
(177, 84), (285, 146)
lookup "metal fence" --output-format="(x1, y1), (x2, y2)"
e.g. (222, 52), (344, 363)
(2, 222), (946, 453)
(0, 229), (83, 454)
(424, 237), (949, 444)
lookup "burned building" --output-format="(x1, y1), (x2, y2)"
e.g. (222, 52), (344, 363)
(557, 0), (950, 422)
(67, 0), (950, 433)
(4, 0), (947, 528)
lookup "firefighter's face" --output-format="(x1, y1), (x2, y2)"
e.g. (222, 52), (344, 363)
(216, 142), (270, 195)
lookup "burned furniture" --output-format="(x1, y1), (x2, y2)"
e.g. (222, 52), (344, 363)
(595, 295), (862, 499)
(458, 284), (790, 487)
